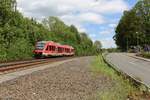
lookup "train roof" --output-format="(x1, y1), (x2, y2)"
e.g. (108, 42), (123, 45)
(63, 45), (74, 49)
(36, 41), (74, 49)
(37, 41), (54, 44)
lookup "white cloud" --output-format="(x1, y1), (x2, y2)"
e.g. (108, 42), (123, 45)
(16, 0), (129, 48)
(108, 23), (117, 28)
(101, 38), (116, 48)
(91, 0), (129, 14)
(60, 12), (105, 32)
(76, 25), (87, 33)
(78, 13), (105, 24)
(17, 0), (129, 20)
(89, 34), (96, 38)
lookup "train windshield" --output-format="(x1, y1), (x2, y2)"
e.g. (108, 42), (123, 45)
(36, 42), (45, 50)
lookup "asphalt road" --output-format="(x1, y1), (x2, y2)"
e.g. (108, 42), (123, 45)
(106, 53), (150, 87)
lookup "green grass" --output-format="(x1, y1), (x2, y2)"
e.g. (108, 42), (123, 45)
(141, 52), (150, 59)
(91, 55), (140, 100)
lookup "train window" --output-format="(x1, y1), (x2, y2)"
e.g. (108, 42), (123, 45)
(62, 48), (64, 52)
(58, 47), (60, 52)
(52, 46), (54, 51)
(68, 49), (70, 53)
(36, 42), (45, 50)
(65, 48), (70, 53)
(52, 46), (55, 51)
(65, 48), (67, 52)
(58, 47), (62, 53)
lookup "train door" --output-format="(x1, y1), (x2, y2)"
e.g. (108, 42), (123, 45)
(44, 44), (51, 56)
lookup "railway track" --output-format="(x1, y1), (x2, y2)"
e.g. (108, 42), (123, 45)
(0, 57), (74, 72)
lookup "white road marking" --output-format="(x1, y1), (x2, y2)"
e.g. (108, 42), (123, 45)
(129, 61), (137, 65)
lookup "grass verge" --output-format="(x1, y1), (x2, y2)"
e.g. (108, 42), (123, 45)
(91, 55), (149, 100)
(141, 52), (150, 59)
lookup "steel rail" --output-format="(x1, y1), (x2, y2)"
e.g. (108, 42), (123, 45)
(0, 57), (74, 72)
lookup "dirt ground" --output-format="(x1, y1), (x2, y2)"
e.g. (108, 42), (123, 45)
(0, 56), (112, 100)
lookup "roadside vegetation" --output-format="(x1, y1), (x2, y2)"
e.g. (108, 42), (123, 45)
(0, 0), (101, 62)
(91, 55), (150, 100)
(141, 52), (150, 59)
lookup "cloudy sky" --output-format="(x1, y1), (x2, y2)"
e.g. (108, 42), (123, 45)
(17, 0), (137, 48)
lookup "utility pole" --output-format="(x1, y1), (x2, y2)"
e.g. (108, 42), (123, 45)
(127, 37), (129, 52)
(136, 32), (139, 46)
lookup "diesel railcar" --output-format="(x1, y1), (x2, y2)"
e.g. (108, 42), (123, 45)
(33, 41), (74, 57)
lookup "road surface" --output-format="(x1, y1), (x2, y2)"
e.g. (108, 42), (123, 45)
(106, 53), (150, 87)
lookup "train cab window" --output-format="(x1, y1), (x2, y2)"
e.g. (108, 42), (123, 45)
(46, 46), (49, 51)
(36, 42), (45, 50)
(58, 47), (62, 53)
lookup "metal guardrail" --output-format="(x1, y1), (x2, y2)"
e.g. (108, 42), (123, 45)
(102, 53), (150, 92)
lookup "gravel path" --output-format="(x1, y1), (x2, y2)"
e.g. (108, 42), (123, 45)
(0, 56), (111, 100)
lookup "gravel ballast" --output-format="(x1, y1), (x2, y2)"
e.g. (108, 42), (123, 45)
(0, 56), (112, 100)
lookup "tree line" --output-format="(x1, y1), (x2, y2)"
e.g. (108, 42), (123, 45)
(0, 0), (102, 62)
(114, 0), (150, 51)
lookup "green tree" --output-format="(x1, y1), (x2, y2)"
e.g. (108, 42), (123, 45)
(42, 16), (67, 33)
(0, 0), (98, 62)
(114, 0), (150, 51)
(94, 40), (102, 53)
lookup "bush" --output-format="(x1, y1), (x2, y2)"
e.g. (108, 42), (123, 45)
(5, 38), (33, 61)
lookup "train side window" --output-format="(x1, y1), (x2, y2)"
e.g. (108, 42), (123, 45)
(52, 46), (55, 51)
(68, 49), (70, 53)
(58, 47), (62, 52)
(58, 47), (60, 52)
(52, 46), (54, 51)
(59, 47), (62, 52)
(54, 46), (56, 51)
(65, 48), (67, 52)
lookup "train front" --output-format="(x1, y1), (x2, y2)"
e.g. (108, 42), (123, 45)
(33, 41), (46, 58)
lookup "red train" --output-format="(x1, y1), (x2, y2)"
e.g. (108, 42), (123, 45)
(33, 41), (75, 57)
